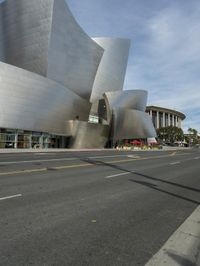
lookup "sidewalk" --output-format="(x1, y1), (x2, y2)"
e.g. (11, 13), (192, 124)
(0, 148), (113, 153)
(0, 147), (191, 153)
(145, 205), (200, 266)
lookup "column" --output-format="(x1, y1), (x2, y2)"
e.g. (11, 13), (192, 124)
(175, 116), (178, 127)
(156, 111), (159, 129)
(172, 114), (175, 127)
(168, 113), (170, 126)
(29, 133), (32, 149)
(163, 112), (165, 127)
(150, 110), (153, 119)
(14, 132), (18, 149)
(39, 135), (44, 149)
(179, 119), (182, 128)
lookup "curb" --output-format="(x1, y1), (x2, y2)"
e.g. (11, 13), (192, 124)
(145, 205), (200, 266)
(0, 147), (191, 154)
(0, 148), (115, 153)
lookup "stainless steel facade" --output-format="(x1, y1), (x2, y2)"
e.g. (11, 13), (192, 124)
(0, 0), (156, 149)
(47, 0), (104, 99)
(104, 90), (156, 141)
(0, 0), (54, 76)
(104, 90), (148, 112)
(0, 0), (103, 99)
(65, 121), (110, 149)
(90, 38), (131, 103)
(113, 109), (157, 140)
(0, 61), (90, 135)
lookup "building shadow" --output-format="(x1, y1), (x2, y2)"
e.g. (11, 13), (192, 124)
(74, 155), (200, 205)
(166, 251), (198, 266)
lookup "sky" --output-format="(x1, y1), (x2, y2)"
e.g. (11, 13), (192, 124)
(67, 0), (200, 132)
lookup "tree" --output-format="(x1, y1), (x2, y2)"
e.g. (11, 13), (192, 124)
(188, 128), (198, 136)
(187, 128), (199, 145)
(157, 126), (184, 144)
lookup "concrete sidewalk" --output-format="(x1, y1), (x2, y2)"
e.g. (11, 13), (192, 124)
(0, 148), (110, 153)
(0, 147), (191, 154)
(145, 205), (200, 266)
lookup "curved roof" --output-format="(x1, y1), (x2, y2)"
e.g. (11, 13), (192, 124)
(146, 106), (186, 120)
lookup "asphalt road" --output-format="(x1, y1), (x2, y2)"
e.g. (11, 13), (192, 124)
(0, 148), (200, 266)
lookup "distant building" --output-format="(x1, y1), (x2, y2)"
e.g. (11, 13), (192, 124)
(146, 106), (186, 130)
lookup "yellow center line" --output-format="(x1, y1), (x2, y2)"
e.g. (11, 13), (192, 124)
(53, 163), (92, 170)
(0, 151), (191, 176)
(0, 168), (47, 176)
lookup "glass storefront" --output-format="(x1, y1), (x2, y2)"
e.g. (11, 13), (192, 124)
(0, 128), (66, 149)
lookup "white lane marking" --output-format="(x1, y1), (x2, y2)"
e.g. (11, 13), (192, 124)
(0, 194), (22, 201)
(105, 172), (132, 179)
(35, 153), (56, 155)
(194, 157), (200, 160)
(170, 161), (180, 165)
(0, 154), (139, 165)
(35, 153), (48, 155)
(88, 154), (137, 159)
(127, 155), (140, 158)
(0, 157), (76, 165)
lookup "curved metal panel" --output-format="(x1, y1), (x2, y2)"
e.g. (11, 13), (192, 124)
(47, 0), (104, 99)
(113, 109), (157, 140)
(90, 38), (131, 103)
(0, 6), (5, 61)
(104, 90), (148, 112)
(0, 62), (90, 135)
(0, 0), (54, 76)
(65, 120), (110, 149)
(0, 0), (104, 100)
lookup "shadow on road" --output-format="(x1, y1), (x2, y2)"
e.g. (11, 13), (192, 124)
(75, 155), (200, 205)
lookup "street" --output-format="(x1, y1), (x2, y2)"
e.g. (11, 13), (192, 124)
(0, 149), (200, 266)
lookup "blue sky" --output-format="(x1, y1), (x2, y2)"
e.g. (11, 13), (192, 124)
(67, 0), (200, 132)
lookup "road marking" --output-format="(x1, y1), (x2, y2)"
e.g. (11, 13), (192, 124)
(170, 151), (177, 156)
(170, 162), (180, 165)
(0, 151), (190, 166)
(0, 157), (76, 165)
(35, 153), (57, 155)
(0, 168), (47, 176)
(194, 157), (200, 160)
(35, 153), (49, 155)
(105, 172), (132, 179)
(88, 155), (130, 159)
(0, 152), (192, 176)
(51, 163), (92, 170)
(127, 155), (140, 158)
(0, 194), (22, 201)
(0, 155), (138, 165)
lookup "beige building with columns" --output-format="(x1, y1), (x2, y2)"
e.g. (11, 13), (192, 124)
(146, 106), (186, 130)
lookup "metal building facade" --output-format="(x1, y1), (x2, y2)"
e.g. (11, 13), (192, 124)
(0, 0), (156, 149)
